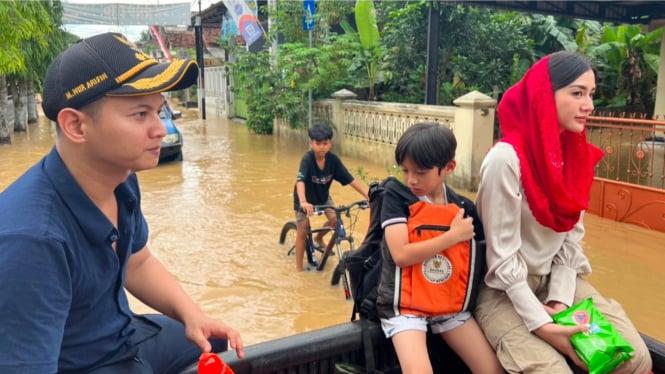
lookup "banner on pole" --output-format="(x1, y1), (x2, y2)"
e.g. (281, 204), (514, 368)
(62, 3), (191, 26)
(303, 0), (315, 31)
(222, 0), (263, 48)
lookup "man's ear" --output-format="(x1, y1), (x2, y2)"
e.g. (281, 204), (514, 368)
(56, 108), (88, 144)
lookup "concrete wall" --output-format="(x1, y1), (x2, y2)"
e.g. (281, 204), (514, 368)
(274, 90), (496, 192)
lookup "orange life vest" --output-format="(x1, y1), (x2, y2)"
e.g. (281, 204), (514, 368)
(397, 201), (480, 317)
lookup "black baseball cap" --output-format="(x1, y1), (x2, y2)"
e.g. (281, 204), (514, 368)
(42, 32), (199, 121)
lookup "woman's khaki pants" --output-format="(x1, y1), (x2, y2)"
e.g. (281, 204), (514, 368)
(474, 276), (652, 373)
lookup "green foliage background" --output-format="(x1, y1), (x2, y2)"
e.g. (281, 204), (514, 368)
(223, 1), (661, 134)
(1, 0), (661, 137)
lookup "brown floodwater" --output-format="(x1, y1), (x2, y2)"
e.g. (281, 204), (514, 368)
(1, 108), (663, 346)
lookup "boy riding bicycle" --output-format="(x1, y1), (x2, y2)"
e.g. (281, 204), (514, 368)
(293, 123), (368, 272)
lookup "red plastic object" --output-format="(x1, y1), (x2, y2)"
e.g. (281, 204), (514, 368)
(197, 353), (235, 374)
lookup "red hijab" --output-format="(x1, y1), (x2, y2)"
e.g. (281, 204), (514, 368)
(498, 54), (603, 232)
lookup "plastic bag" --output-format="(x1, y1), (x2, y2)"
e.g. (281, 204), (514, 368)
(552, 298), (634, 374)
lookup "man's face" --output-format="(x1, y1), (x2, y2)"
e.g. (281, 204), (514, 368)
(80, 93), (166, 173)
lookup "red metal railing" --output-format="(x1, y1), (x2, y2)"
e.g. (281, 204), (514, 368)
(587, 114), (665, 189)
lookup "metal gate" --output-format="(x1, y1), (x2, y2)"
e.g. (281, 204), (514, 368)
(587, 115), (665, 232)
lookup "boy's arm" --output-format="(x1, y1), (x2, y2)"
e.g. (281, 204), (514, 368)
(348, 179), (369, 200)
(296, 181), (314, 216)
(296, 181), (307, 204)
(385, 209), (473, 267)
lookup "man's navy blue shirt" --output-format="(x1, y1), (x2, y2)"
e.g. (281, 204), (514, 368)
(0, 147), (149, 373)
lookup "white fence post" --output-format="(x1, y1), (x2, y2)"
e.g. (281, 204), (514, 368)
(452, 91), (496, 191)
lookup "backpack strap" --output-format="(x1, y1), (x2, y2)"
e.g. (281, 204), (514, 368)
(351, 299), (359, 322)
(360, 317), (376, 373)
(368, 179), (382, 199)
(362, 178), (413, 372)
(382, 176), (418, 205)
(359, 248), (381, 320)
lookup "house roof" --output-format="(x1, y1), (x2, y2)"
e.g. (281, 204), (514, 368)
(141, 26), (222, 61)
(164, 28), (221, 49)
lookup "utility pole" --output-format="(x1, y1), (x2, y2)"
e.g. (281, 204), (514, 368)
(195, 0), (206, 119)
(424, 1), (440, 105)
(304, 0), (315, 127)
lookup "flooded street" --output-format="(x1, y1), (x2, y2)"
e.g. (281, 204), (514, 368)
(1, 107), (663, 345)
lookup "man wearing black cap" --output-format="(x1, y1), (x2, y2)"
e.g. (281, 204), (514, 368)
(0, 33), (244, 373)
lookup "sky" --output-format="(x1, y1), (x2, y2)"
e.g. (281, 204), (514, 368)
(61, 0), (218, 42)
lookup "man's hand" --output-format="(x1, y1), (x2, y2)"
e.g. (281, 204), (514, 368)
(533, 322), (588, 371)
(184, 315), (245, 359)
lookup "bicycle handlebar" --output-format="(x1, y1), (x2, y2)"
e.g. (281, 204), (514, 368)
(313, 200), (369, 215)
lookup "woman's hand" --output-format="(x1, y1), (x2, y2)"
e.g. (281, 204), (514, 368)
(544, 300), (568, 316)
(533, 322), (588, 371)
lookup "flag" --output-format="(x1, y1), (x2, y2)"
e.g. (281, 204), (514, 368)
(222, 0), (263, 48)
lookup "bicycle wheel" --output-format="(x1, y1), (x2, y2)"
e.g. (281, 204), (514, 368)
(279, 221), (298, 256)
(330, 237), (355, 290)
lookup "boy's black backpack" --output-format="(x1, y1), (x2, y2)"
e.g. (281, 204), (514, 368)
(333, 177), (415, 374)
(343, 176), (417, 322)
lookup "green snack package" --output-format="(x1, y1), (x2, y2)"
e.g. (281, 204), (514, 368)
(552, 298), (634, 374)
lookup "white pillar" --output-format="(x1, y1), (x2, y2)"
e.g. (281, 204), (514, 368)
(452, 91), (497, 192)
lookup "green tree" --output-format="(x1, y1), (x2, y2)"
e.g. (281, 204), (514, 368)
(225, 44), (277, 134)
(0, 0), (69, 142)
(225, 0), (662, 131)
(354, 0), (381, 100)
(37, 2), (75, 120)
(377, 1), (427, 103)
(589, 24), (662, 114)
(1, 0), (39, 143)
(9, 0), (58, 132)
(278, 32), (358, 124)
(446, 7), (533, 102)
(379, 1), (532, 104)
(225, 1), (360, 132)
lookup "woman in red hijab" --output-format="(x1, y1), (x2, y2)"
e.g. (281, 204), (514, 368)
(475, 51), (651, 373)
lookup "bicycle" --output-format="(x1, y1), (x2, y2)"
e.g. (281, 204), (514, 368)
(279, 200), (369, 299)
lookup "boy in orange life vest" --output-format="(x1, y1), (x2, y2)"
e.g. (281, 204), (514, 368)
(377, 122), (502, 374)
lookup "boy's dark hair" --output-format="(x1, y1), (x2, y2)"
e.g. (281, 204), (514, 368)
(549, 51), (596, 91)
(308, 123), (334, 141)
(395, 122), (456, 170)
